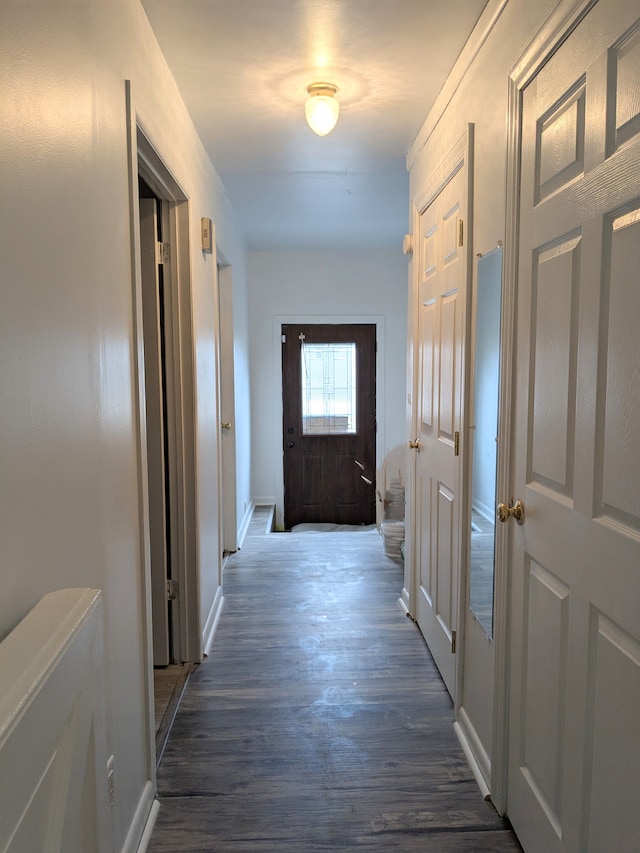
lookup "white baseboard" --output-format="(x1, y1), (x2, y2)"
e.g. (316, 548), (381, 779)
(238, 498), (278, 546)
(134, 797), (160, 853)
(472, 498), (495, 525)
(202, 586), (224, 657)
(399, 586), (412, 616)
(123, 780), (156, 853)
(454, 709), (491, 801)
(236, 499), (255, 548)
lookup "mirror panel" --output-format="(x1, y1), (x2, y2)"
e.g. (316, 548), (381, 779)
(469, 247), (502, 638)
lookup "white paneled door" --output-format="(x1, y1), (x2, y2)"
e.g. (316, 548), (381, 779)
(414, 140), (470, 698)
(506, 3), (640, 851)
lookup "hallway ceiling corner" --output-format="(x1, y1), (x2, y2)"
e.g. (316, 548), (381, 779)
(141, 0), (489, 250)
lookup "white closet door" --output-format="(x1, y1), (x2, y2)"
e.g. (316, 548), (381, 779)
(414, 149), (469, 698)
(506, 3), (640, 851)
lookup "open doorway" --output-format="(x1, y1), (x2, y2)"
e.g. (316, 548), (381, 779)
(137, 176), (191, 755)
(129, 121), (202, 770)
(138, 178), (173, 667)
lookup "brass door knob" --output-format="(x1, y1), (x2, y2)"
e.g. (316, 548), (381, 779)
(408, 439), (421, 451)
(497, 499), (525, 524)
(221, 422), (232, 430)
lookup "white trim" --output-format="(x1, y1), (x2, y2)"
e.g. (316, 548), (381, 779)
(397, 594), (410, 617)
(399, 587), (411, 615)
(509, 0), (599, 87)
(237, 498), (255, 548)
(122, 781), (157, 853)
(124, 79), (158, 816)
(136, 115), (200, 665)
(202, 587), (225, 657)
(407, 0), (509, 168)
(135, 799), (160, 853)
(414, 130), (470, 216)
(490, 66), (521, 821)
(404, 201), (420, 620)
(455, 126), (475, 713)
(454, 718), (491, 801)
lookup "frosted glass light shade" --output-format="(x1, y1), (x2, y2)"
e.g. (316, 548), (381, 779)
(305, 84), (339, 136)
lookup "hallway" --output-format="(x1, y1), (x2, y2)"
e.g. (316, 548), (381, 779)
(148, 521), (522, 851)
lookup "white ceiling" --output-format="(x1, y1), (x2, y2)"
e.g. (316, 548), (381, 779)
(141, 0), (488, 250)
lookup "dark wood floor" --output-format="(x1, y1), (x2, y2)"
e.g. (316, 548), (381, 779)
(149, 522), (522, 852)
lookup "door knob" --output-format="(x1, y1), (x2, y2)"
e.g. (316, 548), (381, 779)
(408, 439), (421, 451)
(221, 422), (232, 430)
(497, 499), (525, 524)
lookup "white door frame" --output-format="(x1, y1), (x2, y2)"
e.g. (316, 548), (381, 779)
(135, 128), (200, 665)
(125, 81), (201, 792)
(492, 0), (601, 816)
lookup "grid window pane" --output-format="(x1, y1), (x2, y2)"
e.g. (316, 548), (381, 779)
(301, 343), (356, 434)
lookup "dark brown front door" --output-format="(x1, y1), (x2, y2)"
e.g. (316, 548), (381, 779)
(282, 323), (376, 529)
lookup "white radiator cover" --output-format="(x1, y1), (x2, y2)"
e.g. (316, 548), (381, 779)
(0, 588), (111, 852)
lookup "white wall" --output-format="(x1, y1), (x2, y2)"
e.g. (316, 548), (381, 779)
(0, 1), (248, 849)
(248, 249), (408, 526)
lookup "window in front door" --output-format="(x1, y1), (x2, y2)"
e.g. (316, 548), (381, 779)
(301, 342), (357, 435)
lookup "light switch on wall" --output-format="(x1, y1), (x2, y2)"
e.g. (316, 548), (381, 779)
(201, 217), (212, 252)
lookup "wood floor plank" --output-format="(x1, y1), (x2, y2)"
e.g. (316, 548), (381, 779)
(149, 527), (521, 851)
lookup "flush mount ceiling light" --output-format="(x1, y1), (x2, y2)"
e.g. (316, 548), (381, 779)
(305, 83), (340, 136)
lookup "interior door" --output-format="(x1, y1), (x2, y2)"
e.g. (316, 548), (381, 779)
(506, 4), (640, 850)
(282, 323), (376, 530)
(139, 196), (171, 666)
(218, 263), (237, 555)
(413, 153), (469, 698)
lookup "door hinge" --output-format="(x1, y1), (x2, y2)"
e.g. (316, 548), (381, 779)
(166, 579), (178, 601)
(451, 629), (457, 654)
(281, 334), (286, 343)
(156, 241), (170, 265)
(454, 431), (460, 456)
(458, 219), (464, 247)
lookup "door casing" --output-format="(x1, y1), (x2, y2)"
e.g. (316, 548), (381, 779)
(136, 132), (199, 666)
(126, 84), (202, 787)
